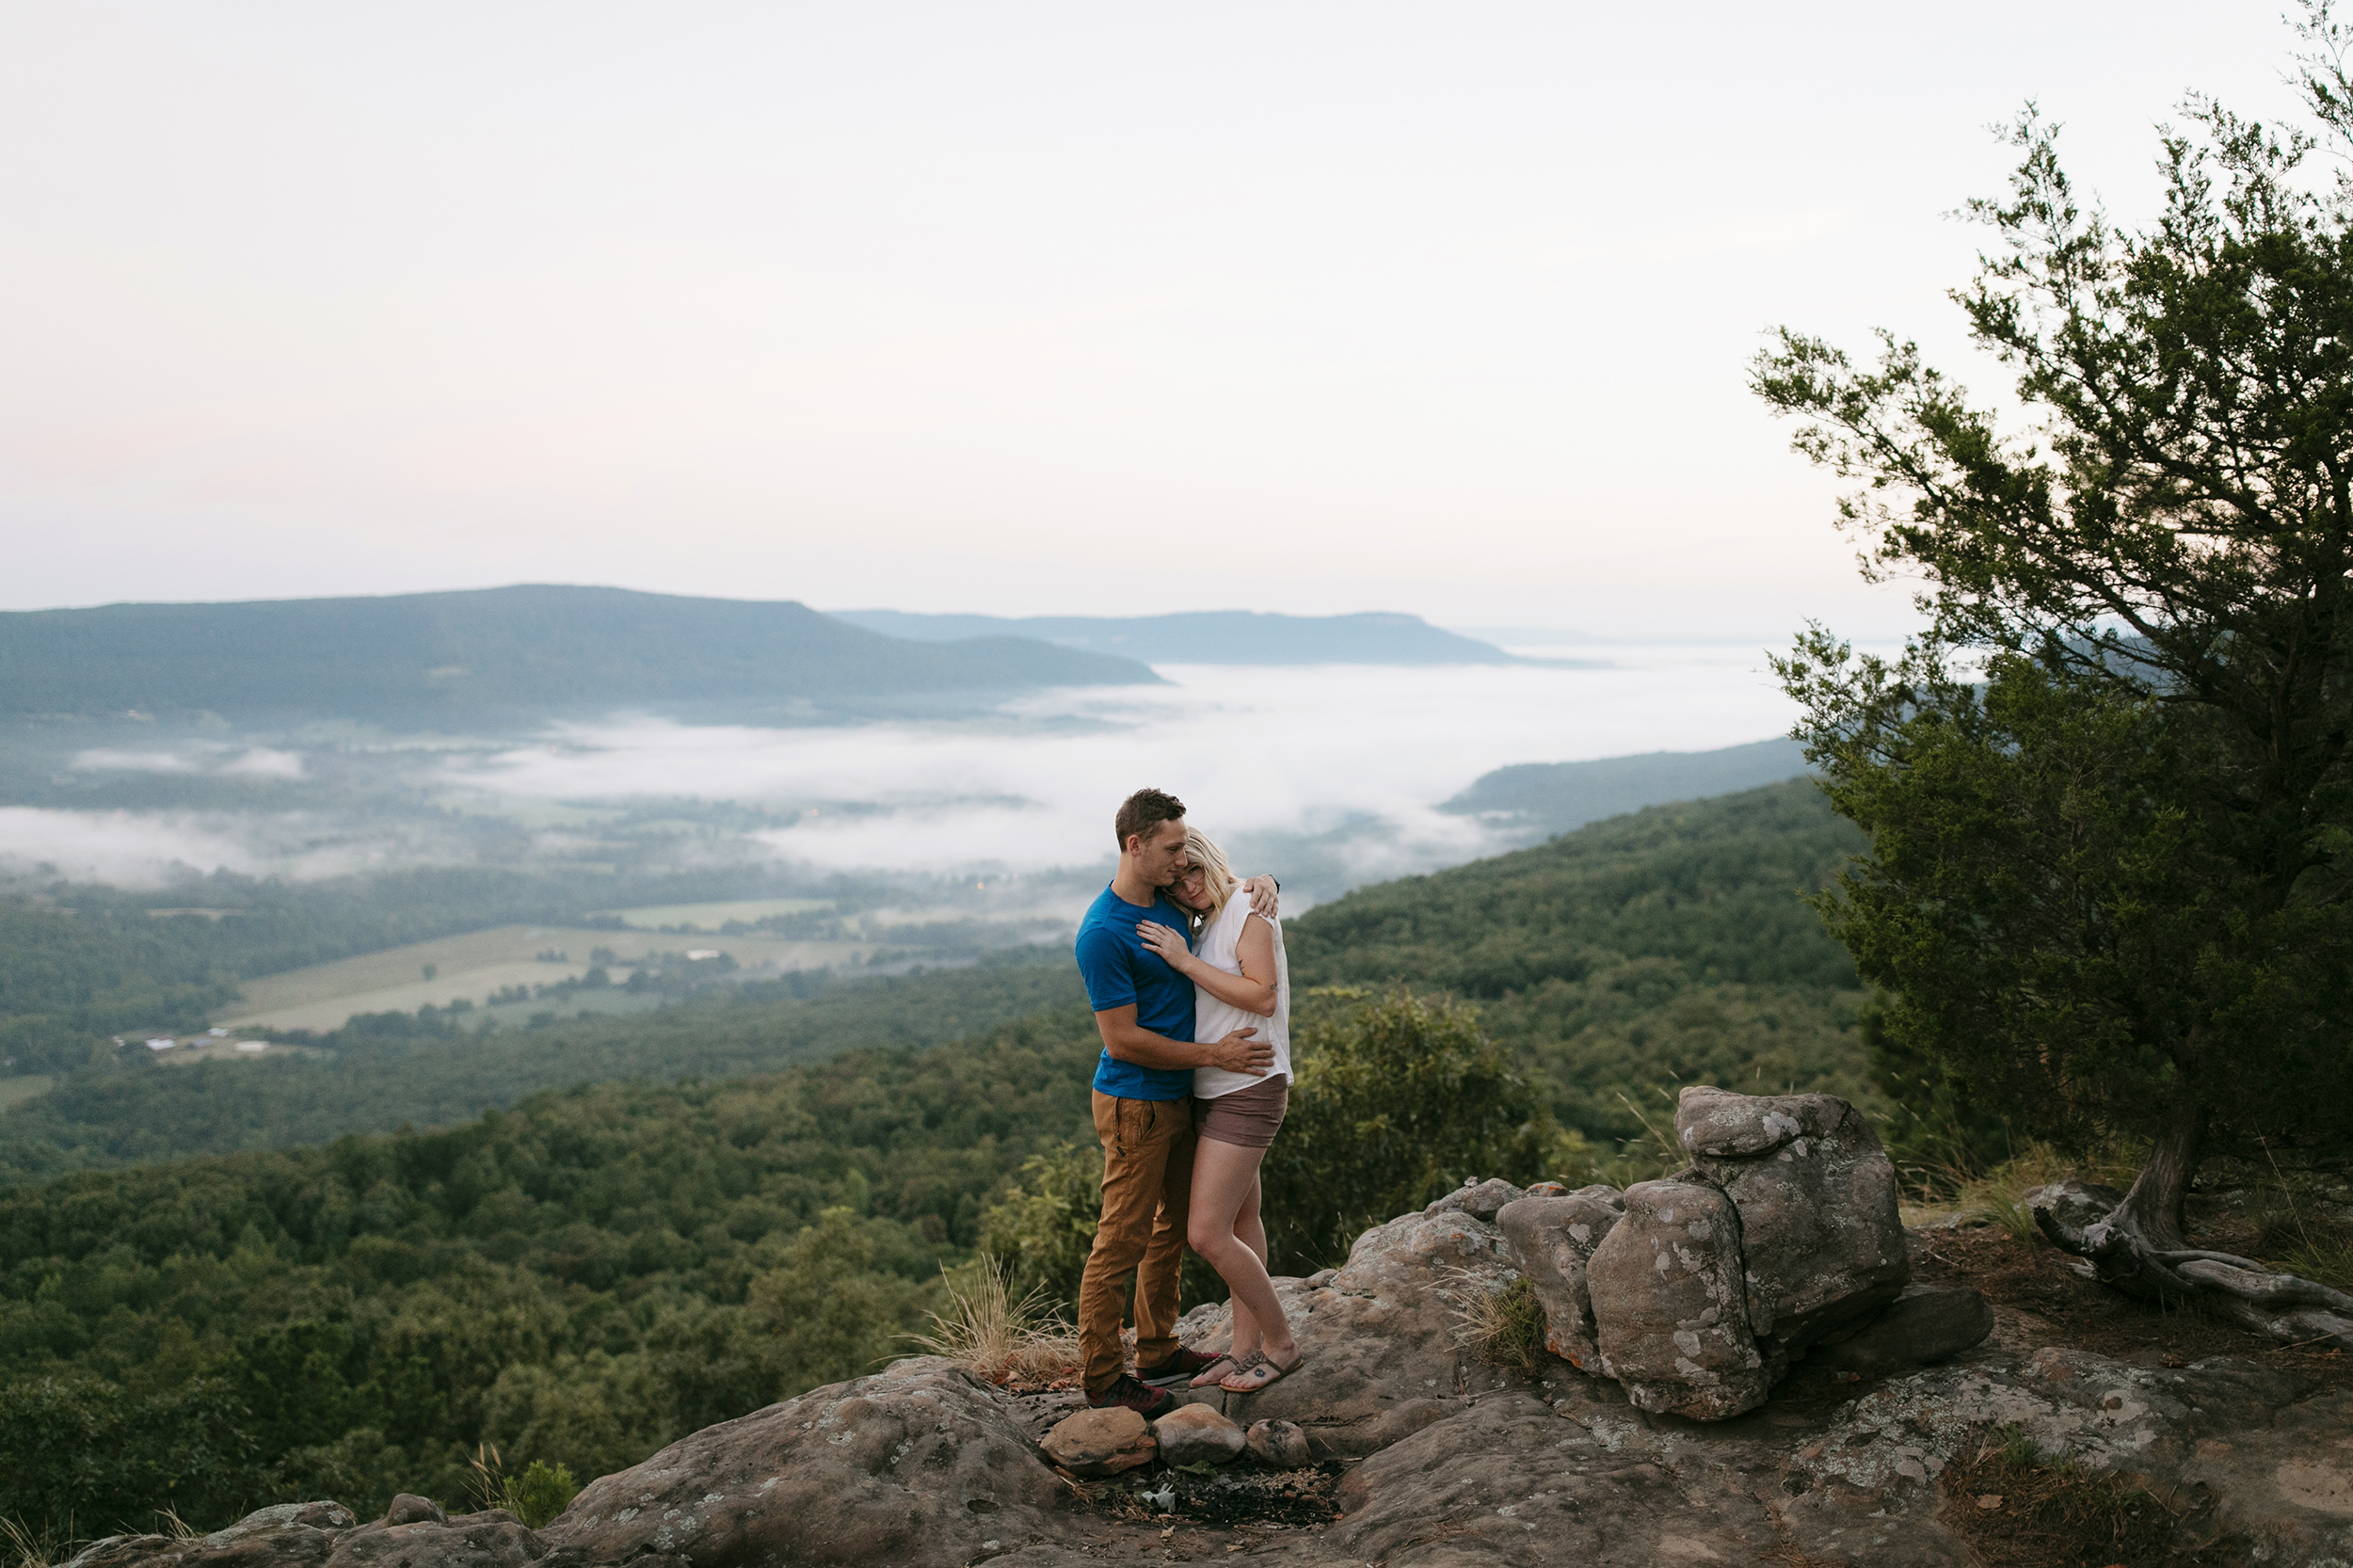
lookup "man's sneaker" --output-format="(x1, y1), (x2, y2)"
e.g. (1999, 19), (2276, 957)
(1135, 1347), (1225, 1388)
(1085, 1373), (1176, 1417)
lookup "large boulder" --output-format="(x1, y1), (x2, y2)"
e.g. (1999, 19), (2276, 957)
(538, 1359), (1062, 1568)
(1587, 1176), (1770, 1419)
(1675, 1085), (1909, 1361)
(1494, 1184), (1624, 1370)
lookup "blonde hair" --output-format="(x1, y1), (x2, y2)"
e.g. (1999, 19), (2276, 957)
(1182, 828), (1240, 927)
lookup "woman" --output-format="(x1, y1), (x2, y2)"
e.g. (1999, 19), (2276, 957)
(1137, 828), (1301, 1394)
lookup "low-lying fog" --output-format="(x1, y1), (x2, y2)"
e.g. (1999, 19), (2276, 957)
(2, 644), (1813, 904)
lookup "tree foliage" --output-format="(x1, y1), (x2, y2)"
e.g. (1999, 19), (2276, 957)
(1753, 4), (2353, 1338)
(1260, 989), (1555, 1272)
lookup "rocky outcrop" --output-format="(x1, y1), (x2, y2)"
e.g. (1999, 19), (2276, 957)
(60, 1112), (2349, 1568)
(1491, 1086), (1935, 1419)
(1320, 1345), (2353, 1568)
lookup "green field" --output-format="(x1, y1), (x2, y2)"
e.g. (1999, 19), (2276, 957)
(0, 1077), (51, 1111)
(216, 923), (872, 1032)
(596, 898), (837, 931)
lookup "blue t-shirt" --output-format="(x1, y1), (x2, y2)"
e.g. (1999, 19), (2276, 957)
(1075, 883), (1196, 1101)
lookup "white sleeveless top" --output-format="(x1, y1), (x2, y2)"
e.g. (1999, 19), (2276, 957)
(1191, 894), (1291, 1099)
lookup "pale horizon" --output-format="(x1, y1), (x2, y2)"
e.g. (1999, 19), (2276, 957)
(0, 0), (2297, 643)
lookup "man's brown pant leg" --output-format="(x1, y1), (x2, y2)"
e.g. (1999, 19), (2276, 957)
(1078, 1091), (1196, 1393)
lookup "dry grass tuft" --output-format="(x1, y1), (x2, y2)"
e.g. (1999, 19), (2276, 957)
(1898, 1138), (2146, 1241)
(906, 1255), (1081, 1384)
(0, 1516), (73, 1568)
(1440, 1267), (1549, 1371)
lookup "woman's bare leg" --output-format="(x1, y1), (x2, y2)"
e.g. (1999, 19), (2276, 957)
(1188, 1137), (1295, 1366)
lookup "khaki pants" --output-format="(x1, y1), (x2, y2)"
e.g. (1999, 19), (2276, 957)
(1079, 1090), (1195, 1392)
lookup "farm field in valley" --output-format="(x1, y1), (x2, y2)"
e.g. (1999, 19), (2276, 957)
(214, 923), (874, 1033)
(593, 898), (836, 930)
(0, 1076), (52, 1110)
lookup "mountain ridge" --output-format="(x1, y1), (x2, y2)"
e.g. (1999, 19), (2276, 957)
(0, 585), (1160, 724)
(1443, 736), (1811, 840)
(825, 608), (1555, 665)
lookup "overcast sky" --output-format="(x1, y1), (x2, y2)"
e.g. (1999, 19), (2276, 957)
(0, 1), (2298, 638)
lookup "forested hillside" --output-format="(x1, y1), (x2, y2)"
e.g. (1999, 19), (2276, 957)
(1293, 779), (1872, 1138)
(1441, 736), (1809, 839)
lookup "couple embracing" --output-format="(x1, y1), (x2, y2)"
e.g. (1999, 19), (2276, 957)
(1073, 787), (1300, 1417)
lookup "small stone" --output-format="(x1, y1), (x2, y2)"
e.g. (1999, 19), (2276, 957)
(1245, 1419), (1312, 1469)
(1154, 1403), (1246, 1466)
(383, 1496), (447, 1528)
(1041, 1407), (1157, 1478)
(1976, 1494), (2004, 1511)
(1525, 1181), (1568, 1198)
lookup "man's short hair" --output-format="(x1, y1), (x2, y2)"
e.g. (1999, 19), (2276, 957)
(1115, 788), (1186, 852)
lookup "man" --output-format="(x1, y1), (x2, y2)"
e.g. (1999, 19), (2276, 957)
(1073, 787), (1277, 1416)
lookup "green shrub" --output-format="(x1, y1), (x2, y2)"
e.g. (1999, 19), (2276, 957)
(1261, 988), (1554, 1273)
(502, 1461), (578, 1529)
(976, 1143), (1104, 1314)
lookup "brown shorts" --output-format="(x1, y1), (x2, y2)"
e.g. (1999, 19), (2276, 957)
(1193, 1075), (1289, 1149)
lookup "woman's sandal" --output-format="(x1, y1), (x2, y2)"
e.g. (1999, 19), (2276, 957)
(1186, 1355), (1240, 1388)
(1219, 1347), (1303, 1393)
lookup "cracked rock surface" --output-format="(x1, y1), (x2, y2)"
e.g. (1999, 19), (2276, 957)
(538, 1358), (1063, 1568)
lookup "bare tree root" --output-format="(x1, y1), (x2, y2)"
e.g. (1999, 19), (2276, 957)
(2033, 1206), (2353, 1351)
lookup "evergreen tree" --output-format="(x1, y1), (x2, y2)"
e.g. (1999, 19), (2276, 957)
(1752, 6), (2353, 1345)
